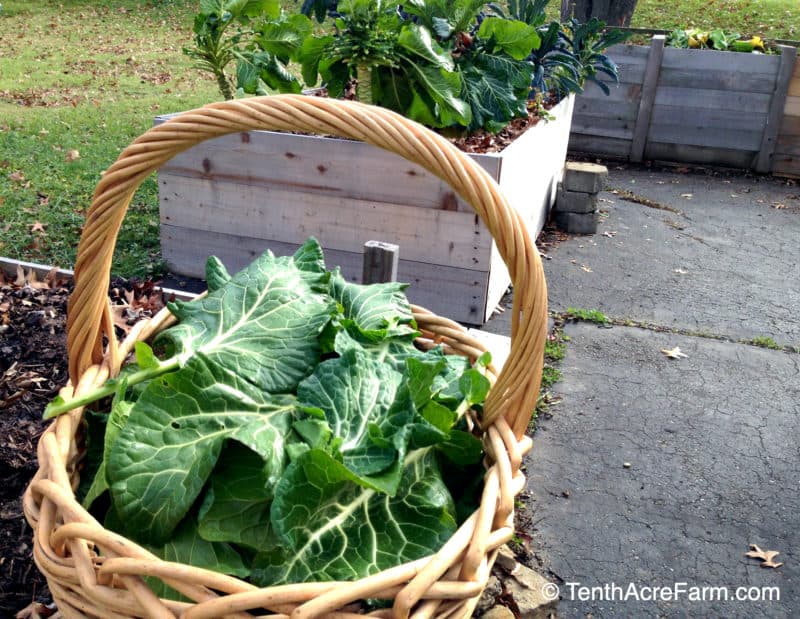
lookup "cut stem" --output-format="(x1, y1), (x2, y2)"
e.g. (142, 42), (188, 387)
(43, 358), (180, 420)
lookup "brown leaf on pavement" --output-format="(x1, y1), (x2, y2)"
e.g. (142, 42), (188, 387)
(745, 544), (783, 568)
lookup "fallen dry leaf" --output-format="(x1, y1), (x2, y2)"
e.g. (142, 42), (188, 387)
(603, 230), (617, 238)
(746, 544), (783, 569)
(580, 265), (593, 273)
(680, 193), (693, 199)
(674, 268), (688, 274)
(8, 170), (25, 182)
(30, 221), (47, 234)
(65, 149), (80, 162)
(661, 346), (688, 359)
(771, 203), (787, 210)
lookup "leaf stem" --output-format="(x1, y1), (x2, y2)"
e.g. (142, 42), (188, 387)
(43, 358), (180, 420)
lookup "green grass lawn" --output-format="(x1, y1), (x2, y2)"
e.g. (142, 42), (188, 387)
(0, 0), (218, 276)
(633, 0), (798, 40)
(0, 0), (798, 277)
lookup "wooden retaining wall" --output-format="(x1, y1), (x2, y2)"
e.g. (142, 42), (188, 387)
(773, 53), (800, 178)
(570, 36), (800, 177)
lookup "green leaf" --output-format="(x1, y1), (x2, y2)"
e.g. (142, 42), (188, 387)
(477, 17), (540, 60)
(298, 35), (333, 87)
(296, 349), (412, 493)
(82, 385), (134, 509)
(436, 429), (483, 466)
(146, 516), (250, 600)
(405, 61), (471, 127)
(397, 22), (454, 71)
(255, 14), (312, 61)
(459, 368), (491, 406)
(252, 447), (457, 586)
(198, 442), (276, 551)
(205, 256), (232, 293)
(333, 327), (420, 371)
(159, 239), (334, 394)
(134, 341), (159, 371)
(107, 359), (297, 544)
(458, 52), (532, 131)
(329, 270), (416, 338)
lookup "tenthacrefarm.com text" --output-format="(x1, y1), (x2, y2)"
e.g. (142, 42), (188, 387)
(563, 582), (780, 603)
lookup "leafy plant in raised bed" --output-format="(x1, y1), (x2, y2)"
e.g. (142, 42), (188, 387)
(187, 0), (625, 133)
(183, 0), (311, 99)
(49, 239), (490, 594)
(667, 28), (766, 53)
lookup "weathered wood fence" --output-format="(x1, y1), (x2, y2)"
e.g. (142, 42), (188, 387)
(570, 35), (800, 177)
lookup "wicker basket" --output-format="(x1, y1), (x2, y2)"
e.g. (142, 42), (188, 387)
(23, 95), (548, 619)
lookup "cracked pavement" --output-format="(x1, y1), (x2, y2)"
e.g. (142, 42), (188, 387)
(487, 165), (800, 618)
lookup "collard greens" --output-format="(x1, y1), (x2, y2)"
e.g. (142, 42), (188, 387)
(82, 238), (488, 589)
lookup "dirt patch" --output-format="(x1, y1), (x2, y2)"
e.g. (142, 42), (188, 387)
(0, 269), (165, 616)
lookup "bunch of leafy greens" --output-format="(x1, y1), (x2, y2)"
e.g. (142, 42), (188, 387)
(69, 239), (489, 595)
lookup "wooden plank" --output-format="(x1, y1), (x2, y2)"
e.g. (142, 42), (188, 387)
(160, 225), (491, 325)
(790, 77), (800, 97)
(772, 155), (800, 179)
(645, 142), (756, 169)
(650, 106), (767, 132)
(647, 123), (762, 151)
(576, 82), (642, 103)
(778, 115), (800, 136)
(658, 67), (778, 93)
(154, 121), (502, 215)
(569, 135), (633, 159)
(784, 96), (800, 117)
(571, 120), (635, 141)
(631, 34), (665, 163)
(661, 47), (781, 74)
(759, 45), (797, 173)
(362, 241), (399, 284)
(654, 87), (772, 114)
(775, 134), (800, 156)
(158, 173), (494, 270)
(607, 43), (651, 60)
(574, 98), (639, 121)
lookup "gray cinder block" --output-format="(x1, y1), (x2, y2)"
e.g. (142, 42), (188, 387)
(563, 162), (609, 194)
(556, 184), (598, 214)
(554, 210), (599, 235)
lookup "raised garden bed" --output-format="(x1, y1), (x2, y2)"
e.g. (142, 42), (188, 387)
(570, 35), (799, 177)
(155, 95), (574, 325)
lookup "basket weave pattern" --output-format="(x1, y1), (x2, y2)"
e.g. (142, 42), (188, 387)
(23, 95), (548, 618)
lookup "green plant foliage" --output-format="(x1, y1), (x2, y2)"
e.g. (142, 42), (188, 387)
(73, 238), (489, 589)
(748, 336), (782, 350)
(566, 307), (609, 325)
(667, 27), (766, 53)
(183, 0), (310, 99)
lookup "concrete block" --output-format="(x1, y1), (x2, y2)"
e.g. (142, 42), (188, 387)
(556, 184), (598, 214)
(563, 161), (608, 194)
(481, 606), (516, 619)
(504, 563), (559, 619)
(554, 211), (598, 235)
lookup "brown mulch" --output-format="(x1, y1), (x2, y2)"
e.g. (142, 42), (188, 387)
(0, 268), (166, 617)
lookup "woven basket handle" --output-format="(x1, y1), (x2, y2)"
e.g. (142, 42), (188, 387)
(67, 95), (547, 437)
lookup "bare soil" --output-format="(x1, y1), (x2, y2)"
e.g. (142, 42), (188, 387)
(0, 269), (164, 616)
